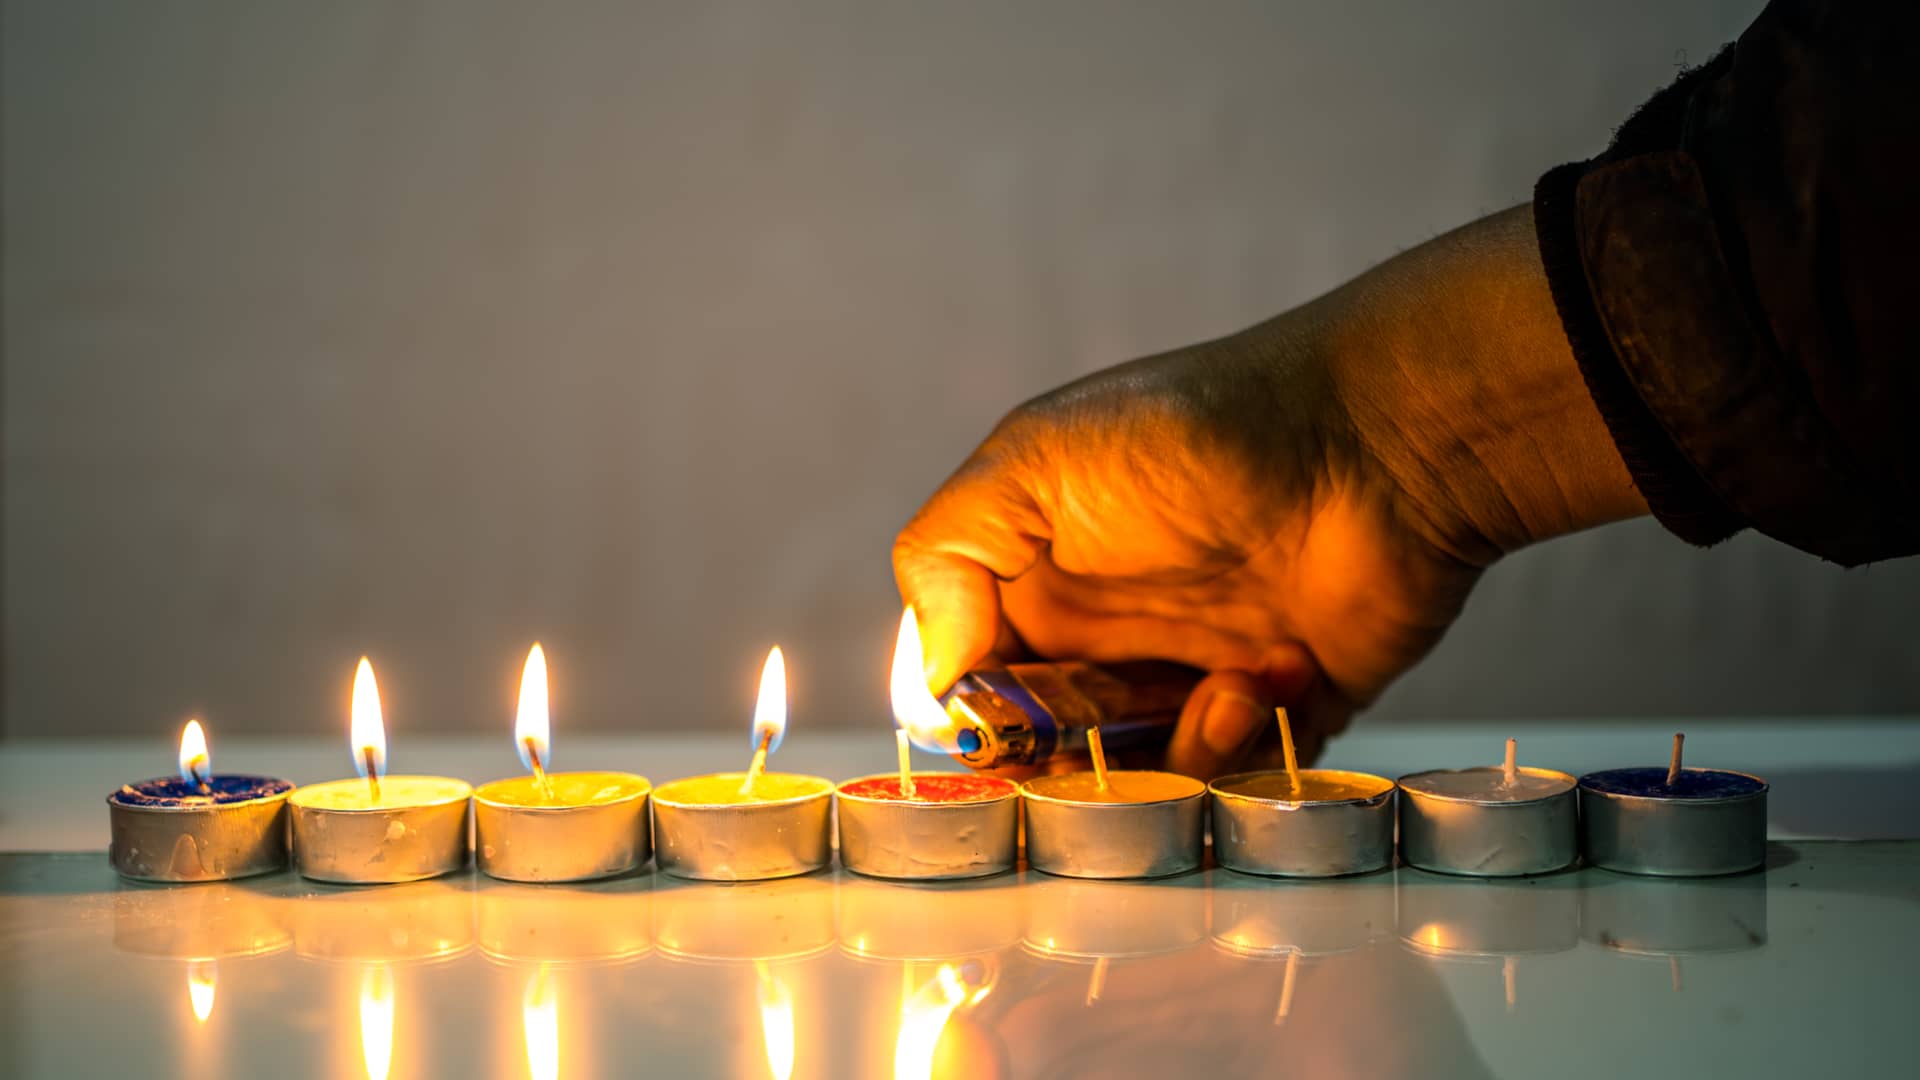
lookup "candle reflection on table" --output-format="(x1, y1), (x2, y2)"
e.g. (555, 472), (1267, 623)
(755, 960), (795, 1080)
(186, 959), (217, 1023)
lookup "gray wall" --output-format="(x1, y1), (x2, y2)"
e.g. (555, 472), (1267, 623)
(6, 0), (1916, 738)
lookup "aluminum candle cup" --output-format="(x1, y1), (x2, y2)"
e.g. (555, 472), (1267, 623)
(1578, 768), (1768, 876)
(1209, 770), (1396, 877)
(289, 777), (473, 884)
(650, 772), (833, 881)
(108, 776), (295, 882)
(835, 774), (1019, 880)
(1021, 771), (1206, 879)
(473, 772), (652, 882)
(1397, 767), (1578, 877)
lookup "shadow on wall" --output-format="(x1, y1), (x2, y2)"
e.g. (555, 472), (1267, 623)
(1767, 766), (1920, 840)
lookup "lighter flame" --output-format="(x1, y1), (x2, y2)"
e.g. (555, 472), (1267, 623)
(893, 963), (988, 1080)
(515, 643), (551, 774)
(750, 646), (787, 754)
(178, 719), (211, 786)
(359, 965), (394, 1080)
(756, 961), (795, 1080)
(890, 608), (961, 753)
(350, 658), (388, 780)
(187, 960), (217, 1023)
(523, 965), (558, 1080)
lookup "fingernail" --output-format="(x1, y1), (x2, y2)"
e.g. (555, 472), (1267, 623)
(1200, 691), (1262, 760)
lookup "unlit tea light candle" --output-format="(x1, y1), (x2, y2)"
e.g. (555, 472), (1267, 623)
(474, 644), (652, 883)
(1578, 733), (1768, 876)
(1210, 708), (1395, 877)
(289, 658), (472, 884)
(652, 646), (833, 881)
(107, 719), (294, 883)
(1021, 727), (1205, 879)
(1397, 738), (1576, 877)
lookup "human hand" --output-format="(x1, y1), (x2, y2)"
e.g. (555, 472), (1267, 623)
(894, 206), (1644, 779)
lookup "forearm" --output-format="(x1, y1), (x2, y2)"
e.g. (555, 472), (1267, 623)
(1252, 204), (1648, 566)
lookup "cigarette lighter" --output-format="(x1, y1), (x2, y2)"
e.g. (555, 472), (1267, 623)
(940, 660), (1203, 770)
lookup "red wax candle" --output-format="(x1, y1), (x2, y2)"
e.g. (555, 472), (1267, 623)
(837, 774), (1015, 802)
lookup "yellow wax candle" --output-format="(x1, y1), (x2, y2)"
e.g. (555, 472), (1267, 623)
(653, 772), (832, 806)
(1220, 770), (1395, 803)
(474, 772), (649, 808)
(290, 776), (473, 811)
(1026, 770), (1204, 804)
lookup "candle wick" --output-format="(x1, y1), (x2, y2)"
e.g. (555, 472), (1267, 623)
(190, 759), (212, 796)
(895, 729), (917, 800)
(1276, 708), (1301, 797)
(1502, 737), (1518, 789)
(524, 737), (556, 802)
(740, 730), (773, 798)
(363, 747), (381, 803)
(1666, 732), (1685, 788)
(1087, 726), (1111, 794)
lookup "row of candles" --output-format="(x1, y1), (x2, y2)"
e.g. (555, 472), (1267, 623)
(109, 611), (1767, 886)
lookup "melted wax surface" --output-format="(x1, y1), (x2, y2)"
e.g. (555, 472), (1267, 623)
(1580, 767), (1765, 799)
(839, 775), (1015, 802)
(110, 775), (293, 807)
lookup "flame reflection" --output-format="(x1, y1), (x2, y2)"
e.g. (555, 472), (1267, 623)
(359, 965), (394, 1080)
(186, 959), (217, 1023)
(754, 961), (795, 1080)
(890, 608), (961, 753)
(894, 963), (992, 1080)
(524, 965), (559, 1080)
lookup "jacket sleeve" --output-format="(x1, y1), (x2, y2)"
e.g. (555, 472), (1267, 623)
(1533, 0), (1920, 566)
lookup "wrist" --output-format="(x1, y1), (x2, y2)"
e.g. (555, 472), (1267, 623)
(1315, 204), (1648, 563)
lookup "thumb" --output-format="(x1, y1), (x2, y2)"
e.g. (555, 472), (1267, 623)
(1164, 644), (1317, 779)
(893, 453), (1050, 693)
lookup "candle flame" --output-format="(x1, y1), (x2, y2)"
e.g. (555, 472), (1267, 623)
(177, 719), (211, 786)
(890, 608), (961, 753)
(893, 963), (991, 1080)
(186, 959), (217, 1023)
(523, 965), (559, 1080)
(750, 646), (787, 754)
(351, 658), (388, 780)
(515, 643), (552, 774)
(756, 961), (795, 1080)
(359, 965), (394, 1080)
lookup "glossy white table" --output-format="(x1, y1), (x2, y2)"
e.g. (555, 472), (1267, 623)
(2, 726), (1916, 1079)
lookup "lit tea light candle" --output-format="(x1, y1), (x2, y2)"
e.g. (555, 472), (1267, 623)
(1209, 708), (1397, 877)
(473, 644), (652, 882)
(651, 646), (833, 880)
(834, 609), (1020, 881)
(1397, 738), (1577, 877)
(289, 658), (472, 884)
(1020, 725), (1205, 879)
(1578, 733), (1769, 876)
(107, 718), (296, 882)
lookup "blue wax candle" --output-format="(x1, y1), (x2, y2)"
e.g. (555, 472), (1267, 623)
(111, 775), (296, 807)
(1578, 768), (1765, 800)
